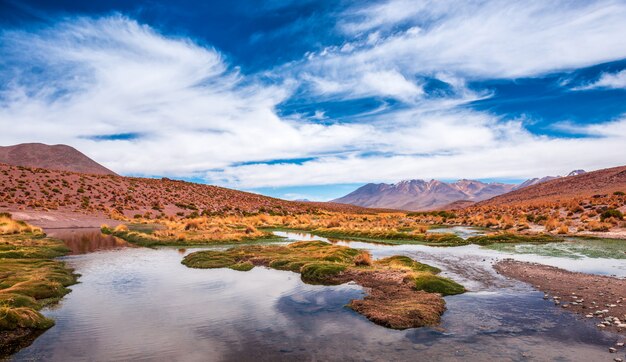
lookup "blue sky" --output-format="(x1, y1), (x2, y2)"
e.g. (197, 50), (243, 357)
(1, 0), (626, 201)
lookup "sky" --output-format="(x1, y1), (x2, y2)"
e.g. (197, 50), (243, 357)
(1, 0), (626, 201)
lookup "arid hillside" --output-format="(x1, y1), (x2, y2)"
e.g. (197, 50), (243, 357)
(0, 143), (116, 175)
(405, 165), (626, 237)
(477, 165), (626, 207)
(0, 163), (369, 219)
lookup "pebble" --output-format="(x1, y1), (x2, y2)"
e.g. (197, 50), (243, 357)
(616, 342), (624, 347)
(609, 347), (617, 353)
(615, 358), (623, 362)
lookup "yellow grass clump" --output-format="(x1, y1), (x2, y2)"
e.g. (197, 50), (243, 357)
(0, 213), (42, 235)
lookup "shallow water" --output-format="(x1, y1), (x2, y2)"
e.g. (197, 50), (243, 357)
(273, 231), (626, 279)
(12, 230), (626, 361)
(47, 228), (135, 255)
(426, 225), (485, 239)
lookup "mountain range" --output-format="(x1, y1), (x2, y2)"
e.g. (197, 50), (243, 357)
(333, 170), (588, 211)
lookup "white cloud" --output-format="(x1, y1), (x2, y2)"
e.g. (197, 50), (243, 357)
(293, 0), (626, 102)
(0, 16), (371, 175)
(205, 118), (626, 188)
(573, 70), (626, 90)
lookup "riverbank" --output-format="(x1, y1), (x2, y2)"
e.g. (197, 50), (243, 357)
(495, 260), (626, 335)
(0, 215), (78, 357)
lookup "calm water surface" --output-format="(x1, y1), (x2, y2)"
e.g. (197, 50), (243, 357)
(11, 229), (626, 361)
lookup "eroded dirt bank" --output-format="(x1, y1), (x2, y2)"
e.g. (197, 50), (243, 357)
(334, 269), (446, 329)
(495, 260), (626, 335)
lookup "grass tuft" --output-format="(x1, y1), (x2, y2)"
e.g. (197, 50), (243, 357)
(414, 274), (466, 296)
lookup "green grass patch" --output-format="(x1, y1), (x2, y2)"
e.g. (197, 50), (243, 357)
(467, 233), (559, 245)
(414, 274), (466, 296)
(375, 255), (441, 274)
(0, 233), (78, 334)
(105, 228), (285, 248)
(300, 263), (347, 284)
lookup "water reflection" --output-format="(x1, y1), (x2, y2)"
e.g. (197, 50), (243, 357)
(11, 229), (625, 361)
(46, 228), (135, 255)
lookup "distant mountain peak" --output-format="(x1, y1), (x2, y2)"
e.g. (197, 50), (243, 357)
(567, 169), (586, 177)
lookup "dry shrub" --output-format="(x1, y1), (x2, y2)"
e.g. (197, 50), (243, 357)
(109, 209), (126, 221)
(326, 220), (341, 228)
(354, 251), (372, 266)
(184, 219), (202, 230)
(587, 220), (610, 232)
(113, 224), (129, 232)
(499, 215), (514, 229)
(516, 221), (530, 231)
(544, 218), (559, 232)
(0, 213), (42, 235)
(557, 224), (569, 234)
(484, 218), (499, 227)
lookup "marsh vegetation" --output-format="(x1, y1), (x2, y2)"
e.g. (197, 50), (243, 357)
(0, 214), (77, 356)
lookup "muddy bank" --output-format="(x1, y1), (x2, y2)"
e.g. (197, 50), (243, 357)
(335, 269), (446, 329)
(0, 328), (44, 358)
(495, 260), (626, 334)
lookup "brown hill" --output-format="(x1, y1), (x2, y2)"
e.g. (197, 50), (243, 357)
(333, 179), (515, 211)
(477, 165), (626, 207)
(0, 163), (370, 219)
(0, 143), (116, 175)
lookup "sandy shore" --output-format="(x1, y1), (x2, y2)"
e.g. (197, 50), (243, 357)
(495, 260), (626, 335)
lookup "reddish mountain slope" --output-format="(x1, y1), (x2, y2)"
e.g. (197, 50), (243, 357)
(333, 179), (515, 211)
(0, 143), (116, 175)
(0, 163), (369, 218)
(477, 165), (626, 206)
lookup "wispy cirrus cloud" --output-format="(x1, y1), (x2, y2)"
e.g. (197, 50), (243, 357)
(572, 69), (626, 90)
(288, 0), (626, 103)
(0, 16), (371, 175)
